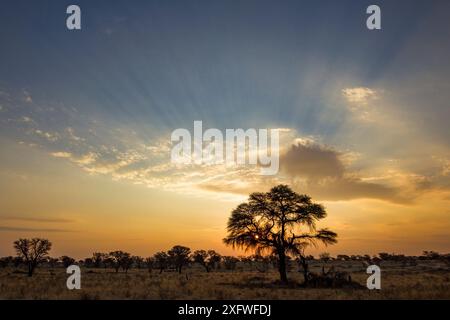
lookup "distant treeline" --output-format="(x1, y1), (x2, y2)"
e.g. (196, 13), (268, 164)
(2, 240), (449, 275)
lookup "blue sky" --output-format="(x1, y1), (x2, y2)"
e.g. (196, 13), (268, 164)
(0, 0), (435, 134)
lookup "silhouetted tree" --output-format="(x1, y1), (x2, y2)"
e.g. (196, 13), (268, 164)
(239, 256), (253, 270)
(60, 256), (76, 268)
(192, 250), (222, 272)
(222, 256), (239, 271)
(319, 252), (331, 262)
(13, 238), (52, 277)
(378, 252), (391, 260)
(251, 254), (271, 273)
(208, 250), (222, 270)
(109, 251), (131, 273)
(168, 245), (191, 273)
(13, 256), (23, 268)
(92, 252), (106, 268)
(423, 251), (441, 260)
(132, 256), (144, 269)
(223, 185), (337, 284)
(153, 251), (169, 273)
(145, 257), (155, 273)
(0, 256), (13, 268)
(46, 257), (59, 268)
(192, 250), (209, 271)
(83, 258), (94, 268)
(121, 255), (133, 273)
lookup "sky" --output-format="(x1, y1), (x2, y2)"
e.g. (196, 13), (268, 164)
(0, 0), (449, 259)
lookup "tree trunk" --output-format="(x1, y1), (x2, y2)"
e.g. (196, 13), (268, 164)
(277, 249), (288, 284)
(27, 263), (34, 277)
(299, 256), (309, 285)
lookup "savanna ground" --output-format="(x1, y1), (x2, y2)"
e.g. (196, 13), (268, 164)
(1, 260), (449, 300)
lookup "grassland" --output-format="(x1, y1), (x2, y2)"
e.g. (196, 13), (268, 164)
(1, 260), (449, 300)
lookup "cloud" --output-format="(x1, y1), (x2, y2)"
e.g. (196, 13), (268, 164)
(23, 90), (33, 103)
(51, 151), (97, 166)
(34, 129), (59, 142)
(44, 124), (416, 204)
(0, 216), (74, 223)
(20, 116), (33, 123)
(342, 87), (379, 121)
(51, 151), (72, 158)
(342, 87), (378, 105)
(304, 177), (406, 203)
(0, 226), (74, 232)
(280, 142), (409, 203)
(66, 127), (85, 142)
(281, 141), (344, 179)
(1, 87), (434, 204)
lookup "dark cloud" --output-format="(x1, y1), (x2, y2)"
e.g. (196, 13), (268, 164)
(301, 177), (409, 204)
(281, 142), (344, 178)
(280, 142), (409, 203)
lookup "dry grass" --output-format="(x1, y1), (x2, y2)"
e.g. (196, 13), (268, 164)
(0, 261), (449, 300)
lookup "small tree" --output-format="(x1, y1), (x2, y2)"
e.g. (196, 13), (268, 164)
(0, 256), (13, 268)
(378, 252), (391, 260)
(145, 257), (155, 273)
(223, 256), (239, 271)
(251, 254), (271, 273)
(109, 251), (131, 273)
(192, 250), (222, 272)
(153, 251), (169, 273)
(83, 258), (94, 268)
(337, 254), (350, 261)
(192, 250), (209, 271)
(423, 251), (441, 260)
(121, 255), (133, 273)
(319, 252), (331, 262)
(60, 256), (76, 268)
(168, 245), (191, 273)
(132, 256), (144, 269)
(14, 238), (52, 277)
(207, 250), (222, 271)
(92, 252), (106, 268)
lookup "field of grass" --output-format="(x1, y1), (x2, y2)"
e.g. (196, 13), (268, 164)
(1, 260), (449, 300)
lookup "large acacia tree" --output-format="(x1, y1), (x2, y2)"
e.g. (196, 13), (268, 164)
(223, 185), (337, 284)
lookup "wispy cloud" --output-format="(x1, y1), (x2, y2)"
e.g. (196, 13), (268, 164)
(342, 87), (378, 104)
(0, 226), (75, 232)
(33, 129), (59, 142)
(22, 89), (32, 103)
(0, 216), (74, 223)
(342, 87), (379, 121)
